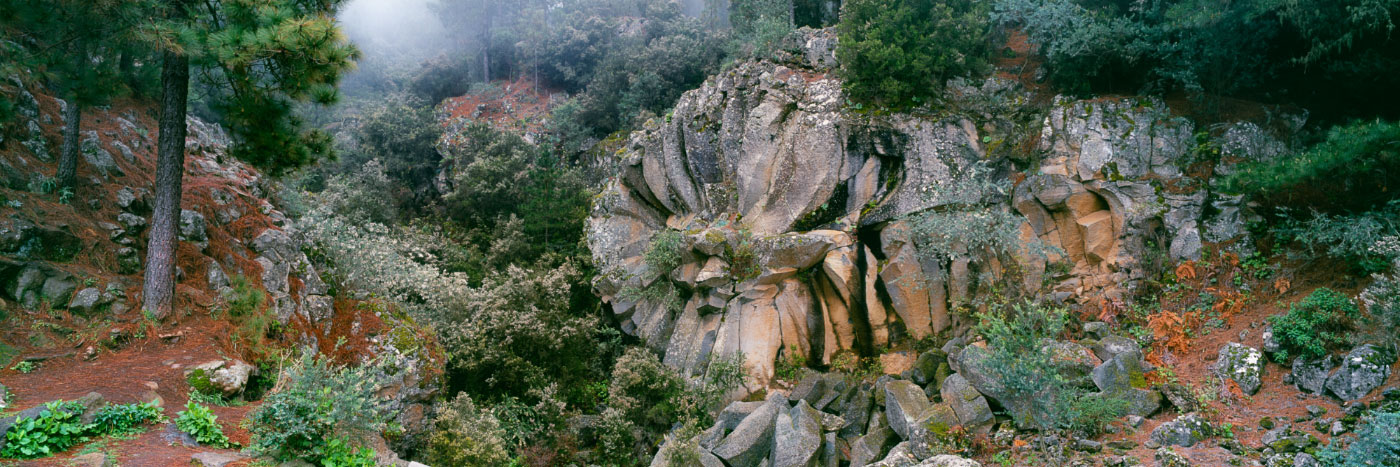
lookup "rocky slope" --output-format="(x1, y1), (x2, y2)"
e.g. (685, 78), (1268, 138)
(0, 79), (440, 465)
(587, 28), (1301, 391)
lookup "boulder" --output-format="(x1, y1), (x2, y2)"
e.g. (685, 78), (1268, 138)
(908, 403), (960, 459)
(1325, 345), (1394, 401)
(1148, 413), (1212, 448)
(773, 401), (823, 467)
(884, 380), (931, 440)
(1090, 335), (1141, 363)
(67, 287), (104, 315)
(849, 412), (893, 467)
(41, 274), (78, 308)
(1213, 343), (1264, 395)
(187, 360), (256, 397)
(714, 393), (785, 466)
(1291, 356), (1334, 395)
(71, 452), (111, 467)
(1092, 349), (1162, 416)
(939, 374), (993, 433)
(192, 452), (246, 467)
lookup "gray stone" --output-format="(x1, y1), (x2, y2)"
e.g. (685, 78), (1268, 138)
(1293, 453), (1321, 467)
(67, 287), (104, 315)
(188, 360), (256, 397)
(1154, 447), (1191, 467)
(1148, 413), (1212, 448)
(718, 400), (765, 430)
(914, 455), (982, 467)
(41, 274), (78, 307)
(884, 380), (931, 440)
(192, 452), (246, 467)
(939, 373), (993, 433)
(1213, 343), (1264, 395)
(1091, 335), (1141, 362)
(1325, 345), (1394, 401)
(1291, 356), (1335, 395)
(1262, 324), (1281, 354)
(71, 452), (111, 467)
(714, 394), (786, 466)
(180, 209), (209, 250)
(773, 401), (822, 467)
(908, 403), (960, 459)
(867, 441), (917, 467)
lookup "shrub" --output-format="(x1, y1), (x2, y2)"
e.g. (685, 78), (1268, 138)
(425, 393), (513, 466)
(592, 407), (641, 466)
(1268, 288), (1361, 363)
(1270, 202), (1400, 274)
(314, 438), (378, 467)
(91, 401), (164, 435)
(643, 230), (686, 275)
(607, 347), (687, 431)
(1223, 120), (1400, 212)
(218, 274), (279, 361)
(775, 345), (808, 382)
(1317, 410), (1400, 467)
(244, 351), (394, 462)
(0, 400), (89, 458)
(176, 401), (232, 449)
(1361, 270), (1400, 347)
(837, 0), (992, 108)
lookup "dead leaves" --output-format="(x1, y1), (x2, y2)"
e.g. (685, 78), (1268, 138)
(1176, 261), (1199, 281)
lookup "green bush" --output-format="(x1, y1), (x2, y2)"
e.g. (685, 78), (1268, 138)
(244, 351), (394, 462)
(1268, 288), (1361, 363)
(91, 402), (164, 435)
(0, 400), (89, 458)
(425, 393), (513, 466)
(643, 230), (686, 275)
(1317, 410), (1400, 467)
(1224, 120), (1400, 213)
(837, 0), (992, 108)
(314, 438), (378, 467)
(176, 401), (232, 449)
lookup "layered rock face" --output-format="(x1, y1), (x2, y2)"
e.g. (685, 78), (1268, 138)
(587, 29), (1297, 389)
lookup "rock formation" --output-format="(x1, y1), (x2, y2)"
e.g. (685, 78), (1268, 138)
(587, 28), (1298, 388)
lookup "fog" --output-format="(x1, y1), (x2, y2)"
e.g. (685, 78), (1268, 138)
(339, 0), (450, 65)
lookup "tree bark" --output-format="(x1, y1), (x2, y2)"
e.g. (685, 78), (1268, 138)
(55, 96), (81, 192)
(142, 22), (191, 320)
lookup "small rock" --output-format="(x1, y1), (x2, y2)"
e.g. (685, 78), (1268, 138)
(1127, 415), (1145, 428)
(915, 455), (982, 467)
(1155, 447), (1192, 467)
(1075, 438), (1103, 453)
(67, 287), (105, 315)
(1304, 405), (1326, 419)
(1149, 413), (1213, 448)
(1293, 453), (1321, 467)
(192, 452), (246, 467)
(71, 452), (110, 467)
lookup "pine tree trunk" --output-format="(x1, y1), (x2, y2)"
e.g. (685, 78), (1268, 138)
(55, 97), (81, 191)
(141, 33), (190, 320)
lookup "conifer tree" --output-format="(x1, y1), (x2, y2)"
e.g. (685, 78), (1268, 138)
(0, 0), (150, 191)
(142, 0), (357, 318)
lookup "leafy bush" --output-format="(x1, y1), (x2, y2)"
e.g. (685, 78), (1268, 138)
(425, 393), (513, 466)
(1, 400), (88, 458)
(1054, 391), (1131, 437)
(607, 347), (687, 431)
(438, 263), (618, 407)
(592, 407), (641, 466)
(1267, 288), (1361, 363)
(1270, 202), (1400, 274)
(1222, 120), (1400, 212)
(775, 345), (808, 382)
(91, 402), (164, 435)
(314, 438), (378, 467)
(643, 230), (686, 275)
(176, 401), (232, 449)
(1317, 410), (1400, 467)
(244, 351), (394, 462)
(837, 0), (992, 107)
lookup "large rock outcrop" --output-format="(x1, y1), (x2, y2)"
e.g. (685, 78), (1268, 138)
(586, 28), (1298, 388)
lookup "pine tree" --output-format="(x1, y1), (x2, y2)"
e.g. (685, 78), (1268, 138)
(0, 0), (150, 191)
(142, 0), (358, 319)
